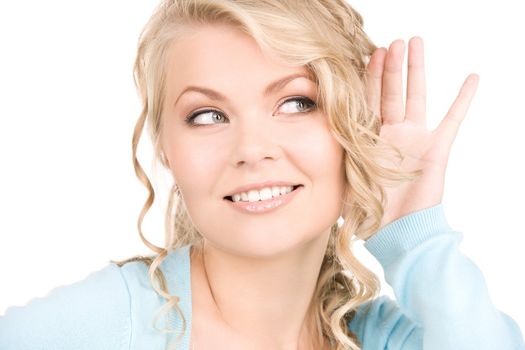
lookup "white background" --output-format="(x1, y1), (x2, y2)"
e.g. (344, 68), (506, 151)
(0, 0), (523, 329)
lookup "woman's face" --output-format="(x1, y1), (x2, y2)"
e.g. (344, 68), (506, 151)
(161, 24), (346, 258)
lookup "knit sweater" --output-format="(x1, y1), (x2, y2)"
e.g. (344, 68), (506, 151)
(1, 204), (524, 349)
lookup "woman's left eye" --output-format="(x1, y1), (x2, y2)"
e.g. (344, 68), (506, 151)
(277, 97), (317, 114)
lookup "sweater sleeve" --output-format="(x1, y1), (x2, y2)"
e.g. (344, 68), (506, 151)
(348, 203), (525, 350)
(0, 263), (132, 350)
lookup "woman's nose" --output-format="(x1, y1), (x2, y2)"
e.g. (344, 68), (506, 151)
(229, 115), (283, 169)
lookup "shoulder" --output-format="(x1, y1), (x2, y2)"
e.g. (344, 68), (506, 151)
(114, 245), (192, 302)
(348, 295), (423, 349)
(0, 263), (132, 350)
(114, 246), (193, 349)
(0, 246), (193, 350)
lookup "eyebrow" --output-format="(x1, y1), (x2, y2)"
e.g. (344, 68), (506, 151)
(173, 72), (315, 108)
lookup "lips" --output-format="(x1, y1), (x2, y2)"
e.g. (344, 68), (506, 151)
(225, 184), (304, 214)
(223, 181), (303, 200)
(223, 184), (303, 201)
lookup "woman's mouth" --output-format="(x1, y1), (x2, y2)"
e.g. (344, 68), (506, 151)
(224, 184), (303, 202)
(223, 185), (304, 214)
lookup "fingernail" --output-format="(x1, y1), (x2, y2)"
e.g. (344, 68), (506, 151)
(410, 36), (424, 47)
(389, 39), (403, 49)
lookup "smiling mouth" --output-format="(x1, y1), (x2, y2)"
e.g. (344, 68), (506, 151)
(223, 184), (303, 202)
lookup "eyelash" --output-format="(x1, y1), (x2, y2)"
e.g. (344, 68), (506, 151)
(183, 96), (317, 127)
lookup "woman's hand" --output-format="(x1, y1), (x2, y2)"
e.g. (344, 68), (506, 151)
(365, 37), (479, 235)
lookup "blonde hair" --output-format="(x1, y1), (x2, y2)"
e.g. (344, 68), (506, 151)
(114, 0), (422, 349)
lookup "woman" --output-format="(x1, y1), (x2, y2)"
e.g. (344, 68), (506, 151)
(1, 0), (523, 349)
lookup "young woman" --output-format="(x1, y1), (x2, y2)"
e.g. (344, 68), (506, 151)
(1, 0), (524, 349)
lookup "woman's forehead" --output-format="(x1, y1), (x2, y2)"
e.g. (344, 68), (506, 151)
(164, 24), (315, 101)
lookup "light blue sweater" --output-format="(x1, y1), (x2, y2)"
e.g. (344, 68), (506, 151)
(1, 204), (524, 349)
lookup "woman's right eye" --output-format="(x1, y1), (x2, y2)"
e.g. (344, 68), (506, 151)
(184, 109), (228, 126)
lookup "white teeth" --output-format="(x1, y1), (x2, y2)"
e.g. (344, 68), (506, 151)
(231, 185), (296, 202)
(259, 188), (273, 201)
(248, 190), (259, 202)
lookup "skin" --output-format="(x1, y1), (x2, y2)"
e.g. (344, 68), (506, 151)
(161, 24), (345, 349)
(160, 24), (478, 349)
(367, 38), (479, 234)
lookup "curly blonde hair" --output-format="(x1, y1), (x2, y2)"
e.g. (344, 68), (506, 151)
(114, 0), (422, 349)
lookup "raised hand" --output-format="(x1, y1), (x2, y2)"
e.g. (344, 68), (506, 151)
(364, 37), (479, 238)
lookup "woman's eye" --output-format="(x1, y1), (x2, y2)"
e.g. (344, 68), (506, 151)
(184, 97), (315, 127)
(185, 110), (227, 126)
(277, 97), (316, 114)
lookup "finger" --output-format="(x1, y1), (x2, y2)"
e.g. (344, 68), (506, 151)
(434, 74), (480, 156)
(366, 47), (387, 119)
(381, 39), (406, 124)
(406, 37), (426, 125)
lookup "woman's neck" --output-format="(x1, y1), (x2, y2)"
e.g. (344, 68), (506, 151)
(191, 230), (331, 350)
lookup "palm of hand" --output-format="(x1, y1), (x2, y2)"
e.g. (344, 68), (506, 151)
(364, 37), (479, 237)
